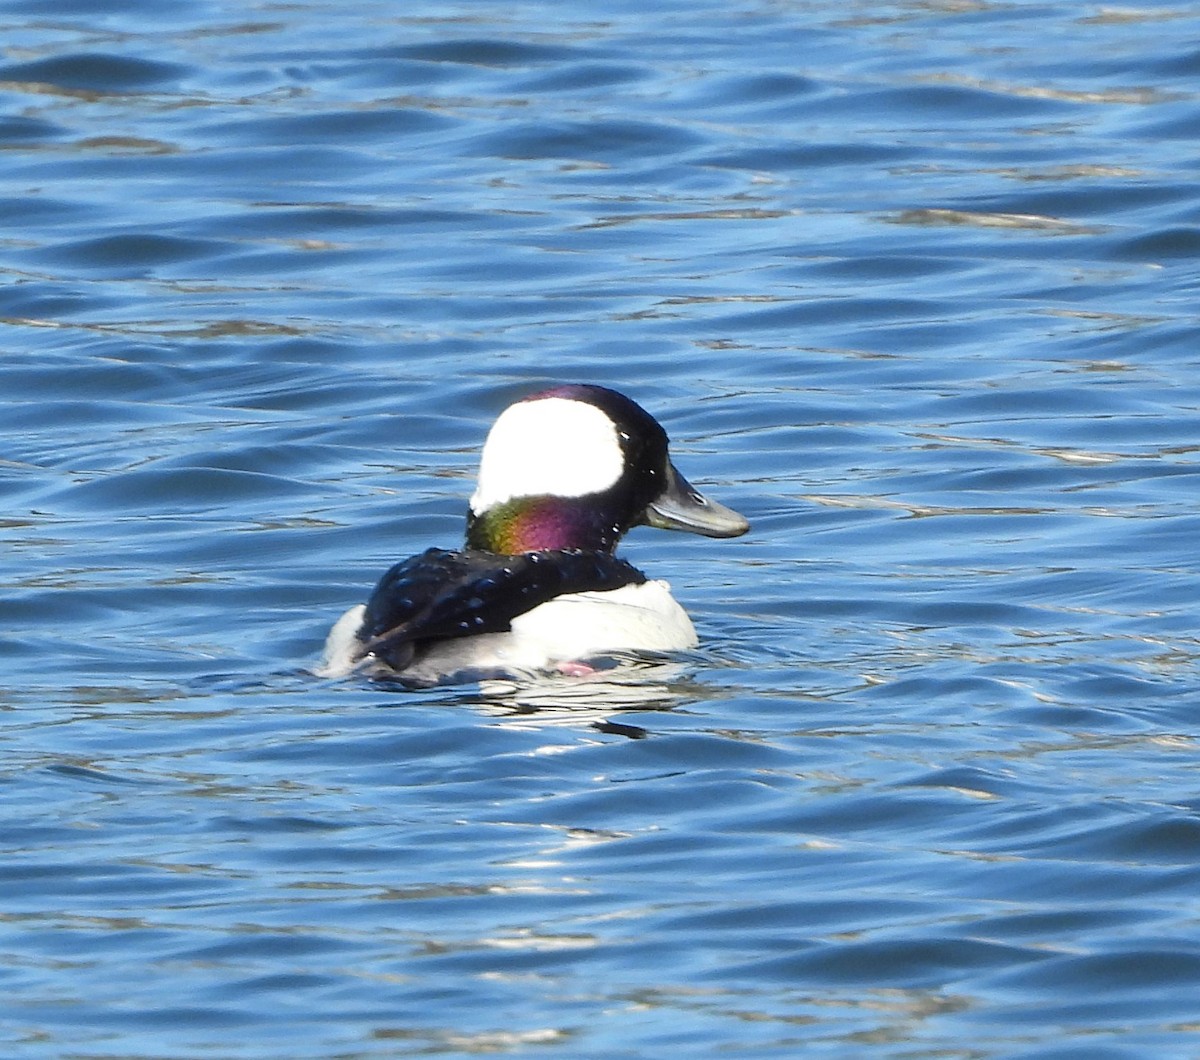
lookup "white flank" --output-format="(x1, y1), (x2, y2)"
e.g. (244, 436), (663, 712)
(508, 580), (698, 655)
(316, 603), (367, 678)
(469, 396), (624, 514)
(315, 582), (696, 685)
(399, 580), (697, 685)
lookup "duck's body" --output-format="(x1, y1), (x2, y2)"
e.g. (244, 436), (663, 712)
(319, 384), (747, 685)
(321, 578), (694, 686)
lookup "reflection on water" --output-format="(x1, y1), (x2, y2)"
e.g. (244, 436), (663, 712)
(474, 657), (698, 728)
(2, 0), (1200, 1056)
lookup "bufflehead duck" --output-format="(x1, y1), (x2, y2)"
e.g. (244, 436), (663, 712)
(319, 384), (748, 685)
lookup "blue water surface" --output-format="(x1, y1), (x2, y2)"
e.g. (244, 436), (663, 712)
(2, 0), (1200, 1056)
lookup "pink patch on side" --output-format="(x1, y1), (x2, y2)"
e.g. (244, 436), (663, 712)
(556, 660), (598, 677)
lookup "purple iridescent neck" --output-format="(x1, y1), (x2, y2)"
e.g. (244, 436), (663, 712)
(466, 496), (621, 554)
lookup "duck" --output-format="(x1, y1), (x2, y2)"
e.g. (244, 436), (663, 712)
(319, 384), (748, 685)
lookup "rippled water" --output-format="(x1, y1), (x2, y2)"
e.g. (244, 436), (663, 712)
(3, 0), (1200, 1055)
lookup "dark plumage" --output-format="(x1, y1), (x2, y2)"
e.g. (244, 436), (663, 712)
(357, 547), (647, 671)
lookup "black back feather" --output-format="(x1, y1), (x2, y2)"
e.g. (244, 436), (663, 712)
(357, 547), (646, 671)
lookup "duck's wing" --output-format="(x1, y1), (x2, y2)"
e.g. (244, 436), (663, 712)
(358, 548), (646, 670)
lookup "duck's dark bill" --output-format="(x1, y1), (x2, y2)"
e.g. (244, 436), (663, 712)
(643, 463), (749, 538)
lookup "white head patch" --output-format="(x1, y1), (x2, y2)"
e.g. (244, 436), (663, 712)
(469, 396), (624, 514)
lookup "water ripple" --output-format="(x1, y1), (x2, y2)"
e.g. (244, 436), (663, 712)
(1, 0), (1199, 1057)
